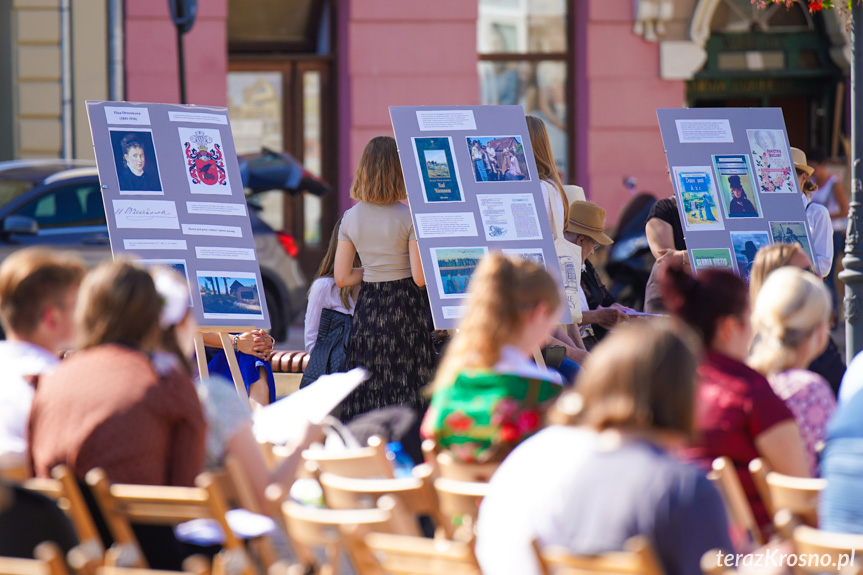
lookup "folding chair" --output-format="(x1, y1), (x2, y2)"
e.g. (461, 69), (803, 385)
(532, 536), (664, 575)
(0, 542), (69, 575)
(422, 440), (498, 483)
(747, 458), (774, 522)
(96, 554), (211, 575)
(302, 436), (394, 479)
(791, 524), (863, 575)
(85, 468), (253, 575)
(433, 477), (488, 541)
(318, 464), (447, 537)
(363, 532), (481, 575)
(707, 457), (763, 548)
(765, 471), (824, 528)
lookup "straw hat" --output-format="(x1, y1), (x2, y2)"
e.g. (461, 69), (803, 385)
(563, 184), (586, 207)
(566, 200), (613, 245)
(790, 147), (814, 177)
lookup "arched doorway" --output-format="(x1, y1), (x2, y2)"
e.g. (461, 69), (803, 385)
(687, 0), (848, 155)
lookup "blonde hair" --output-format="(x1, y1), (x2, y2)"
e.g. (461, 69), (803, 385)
(76, 258), (162, 352)
(349, 136), (407, 204)
(797, 168), (819, 198)
(749, 243), (806, 302)
(526, 115), (568, 226)
(430, 252), (561, 392)
(748, 267), (830, 376)
(311, 218), (361, 308)
(552, 320), (700, 437)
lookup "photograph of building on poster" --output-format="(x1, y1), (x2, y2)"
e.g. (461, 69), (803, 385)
(412, 137), (464, 203)
(712, 154), (762, 219)
(748, 129), (795, 194)
(769, 221), (815, 263)
(431, 246), (488, 299)
(197, 271), (264, 319)
(672, 167), (724, 232)
(690, 248), (735, 274)
(730, 231), (771, 281)
(466, 136), (529, 183)
(109, 129), (163, 194)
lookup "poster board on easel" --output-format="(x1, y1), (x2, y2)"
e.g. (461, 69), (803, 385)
(86, 101), (270, 401)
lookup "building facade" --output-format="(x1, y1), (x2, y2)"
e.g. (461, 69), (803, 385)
(0, 0), (850, 278)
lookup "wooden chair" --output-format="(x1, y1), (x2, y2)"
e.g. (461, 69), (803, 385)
(748, 458), (774, 521)
(23, 465), (104, 572)
(532, 536), (664, 575)
(433, 478), (488, 541)
(422, 440), (498, 483)
(363, 532), (481, 575)
(302, 436), (394, 479)
(765, 471), (825, 528)
(791, 524), (863, 575)
(85, 468), (253, 575)
(0, 542), (69, 575)
(0, 454), (28, 482)
(277, 495), (401, 575)
(700, 548), (736, 575)
(317, 464), (448, 537)
(707, 457), (763, 548)
(96, 554), (211, 575)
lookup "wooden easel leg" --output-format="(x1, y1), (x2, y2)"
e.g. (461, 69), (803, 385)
(218, 332), (249, 400)
(194, 333), (209, 380)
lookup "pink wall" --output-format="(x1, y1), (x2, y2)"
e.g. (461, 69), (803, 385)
(337, 0), (480, 211)
(124, 0), (227, 107)
(575, 0), (685, 224)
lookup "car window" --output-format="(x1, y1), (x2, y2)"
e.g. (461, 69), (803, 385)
(15, 184), (107, 229)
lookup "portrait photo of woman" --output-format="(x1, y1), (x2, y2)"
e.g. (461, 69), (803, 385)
(110, 130), (163, 194)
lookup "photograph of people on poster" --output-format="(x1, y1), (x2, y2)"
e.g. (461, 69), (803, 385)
(730, 231), (771, 281)
(431, 246), (488, 299)
(769, 221), (815, 263)
(466, 136), (530, 183)
(747, 129), (795, 194)
(672, 166), (724, 232)
(141, 259), (193, 306)
(412, 137), (464, 203)
(196, 271), (265, 319)
(712, 154), (762, 219)
(690, 248), (735, 275)
(110, 129), (163, 194)
(178, 127), (231, 195)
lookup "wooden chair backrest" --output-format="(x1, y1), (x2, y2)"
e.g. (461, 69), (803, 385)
(792, 524), (863, 575)
(302, 436), (394, 479)
(707, 457), (763, 547)
(433, 477), (488, 540)
(533, 536), (664, 575)
(700, 548), (737, 575)
(85, 468), (250, 574)
(748, 458), (774, 521)
(435, 452), (498, 483)
(765, 471), (825, 528)
(0, 454), (28, 483)
(318, 464), (445, 537)
(23, 465), (104, 572)
(0, 542), (68, 575)
(280, 497), (398, 575)
(363, 532), (481, 575)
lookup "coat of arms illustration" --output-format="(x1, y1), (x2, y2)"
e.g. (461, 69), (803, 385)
(184, 130), (227, 186)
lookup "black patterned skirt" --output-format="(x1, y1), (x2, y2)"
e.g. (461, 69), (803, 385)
(339, 277), (436, 422)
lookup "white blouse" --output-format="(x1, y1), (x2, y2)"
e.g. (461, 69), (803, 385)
(804, 196), (834, 278)
(304, 277), (357, 354)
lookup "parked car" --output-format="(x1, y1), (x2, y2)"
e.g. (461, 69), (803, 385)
(0, 159), (307, 341)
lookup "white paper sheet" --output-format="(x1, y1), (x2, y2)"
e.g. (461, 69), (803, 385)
(113, 200), (180, 229)
(123, 239), (188, 250)
(169, 111), (228, 125)
(416, 110), (477, 131)
(195, 246), (256, 260)
(477, 193), (543, 241)
(675, 119), (734, 144)
(182, 224), (242, 238)
(105, 107), (150, 125)
(415, 212), (478, 238)
(252, 368), (370, 445)
(186, 201), (247, 217)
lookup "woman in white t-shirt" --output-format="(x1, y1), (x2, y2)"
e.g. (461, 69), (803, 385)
(304, 219), (359, 355)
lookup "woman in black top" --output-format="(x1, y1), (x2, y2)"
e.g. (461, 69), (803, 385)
(644, 196), (688, 313)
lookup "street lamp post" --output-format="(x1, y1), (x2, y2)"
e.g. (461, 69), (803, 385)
(842, 2), (863, 361)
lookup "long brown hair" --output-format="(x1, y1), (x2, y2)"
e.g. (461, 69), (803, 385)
(749, 243), (805, 303)
(430, 252), (561, 392)
(526, 115), (569, 227)
(349, 136), (407, 204)
(311, 218), (361, 308)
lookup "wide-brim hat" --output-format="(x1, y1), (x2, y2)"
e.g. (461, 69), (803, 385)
(563, 184), (586, 207)
(790, 147), (814, 177)
(566, 200), (613, 245)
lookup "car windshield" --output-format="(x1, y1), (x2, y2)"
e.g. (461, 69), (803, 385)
(0, 179), (36, 207)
